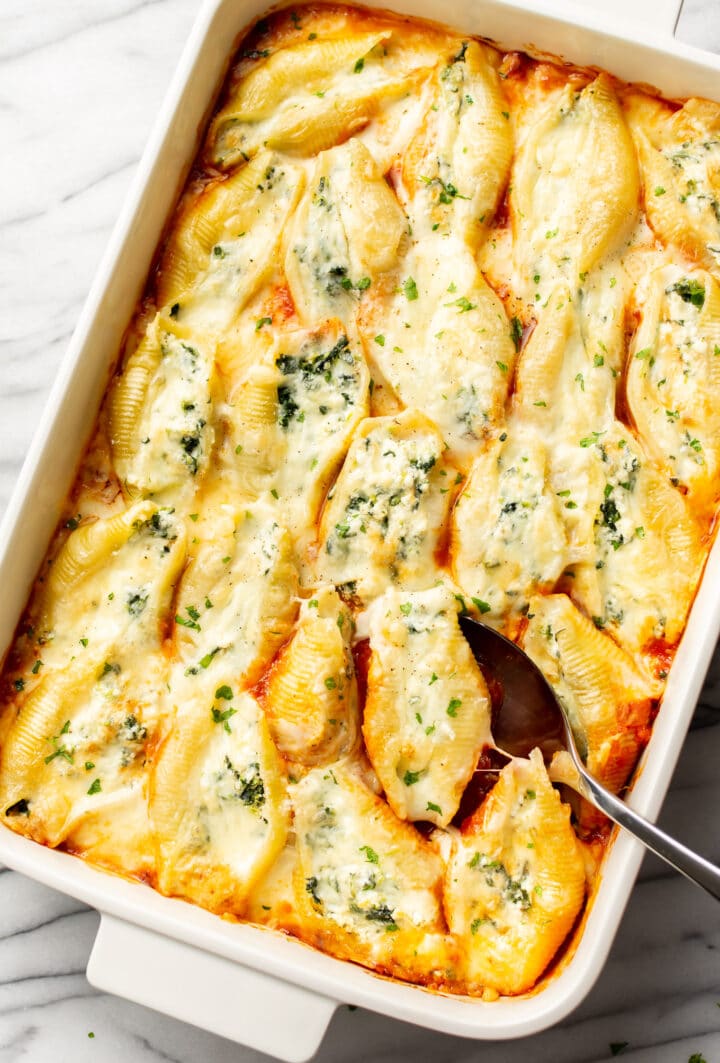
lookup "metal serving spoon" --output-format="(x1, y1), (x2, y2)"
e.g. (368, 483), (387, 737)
(459, 615), (720, 901)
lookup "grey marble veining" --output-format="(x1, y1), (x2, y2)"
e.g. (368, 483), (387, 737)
(1, 1), (720, 1060)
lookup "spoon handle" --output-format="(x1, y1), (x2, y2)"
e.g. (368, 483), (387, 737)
(577, 769), (720, 901)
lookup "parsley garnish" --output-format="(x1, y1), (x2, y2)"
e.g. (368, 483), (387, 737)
(510, 316), (523, 351)
(403, 277), (419, 301)
(211, 705), (237, 733)
(669, 278), (705, 308)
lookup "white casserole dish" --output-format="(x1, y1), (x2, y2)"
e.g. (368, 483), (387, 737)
(1, 0), (719, 1058)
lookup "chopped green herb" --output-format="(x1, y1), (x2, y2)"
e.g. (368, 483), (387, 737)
(255, 316), (272, 331)
(324, 676), (337, 690)
(127, 589), (149, 618)
(211, 705), (237, 733)
(354, 57), (365, 73)
(403, 770), (422, 786)
(199, 647), (220, 669)
(446, 698), (462, 717)
(359, 844), (379, 863)
(472, 598), (491, 614)
(305, 876), (321, 904)
(215, 685), (233, 700)
(429, 672), (438, 685)
(87, 778), (102, 796)
(668, 278), (705, 308)
(403, 277), (419, 301)
(510, 316), (523, 351)
(426, 801), (442, 814)
(448, 296), (476, 312)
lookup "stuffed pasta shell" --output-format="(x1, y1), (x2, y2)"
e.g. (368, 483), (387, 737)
(317, 410), (452, 601)
(363, 585), (492, 827)
(292, 760), (450, 982)
(626, 266), (720, 514)
(264, 587), (358, 765)
(444, 749), (586, 995)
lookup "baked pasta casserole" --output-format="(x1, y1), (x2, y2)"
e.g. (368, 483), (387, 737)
(2, 2), (720, 999)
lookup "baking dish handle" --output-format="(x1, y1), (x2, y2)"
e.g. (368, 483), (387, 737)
(569, 0), (683, 38)
(87, 914), (338, 1062)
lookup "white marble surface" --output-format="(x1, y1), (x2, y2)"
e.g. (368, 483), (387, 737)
(1, 1), (720, 1060)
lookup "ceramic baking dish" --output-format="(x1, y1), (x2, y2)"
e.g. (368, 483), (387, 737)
(2, 0), (720, 1058)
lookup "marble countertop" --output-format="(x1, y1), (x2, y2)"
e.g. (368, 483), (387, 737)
(1, 2), (719, 1060)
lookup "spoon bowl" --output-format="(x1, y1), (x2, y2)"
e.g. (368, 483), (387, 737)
(459, 614), (720, 902)
(459, 614), (566, 761)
